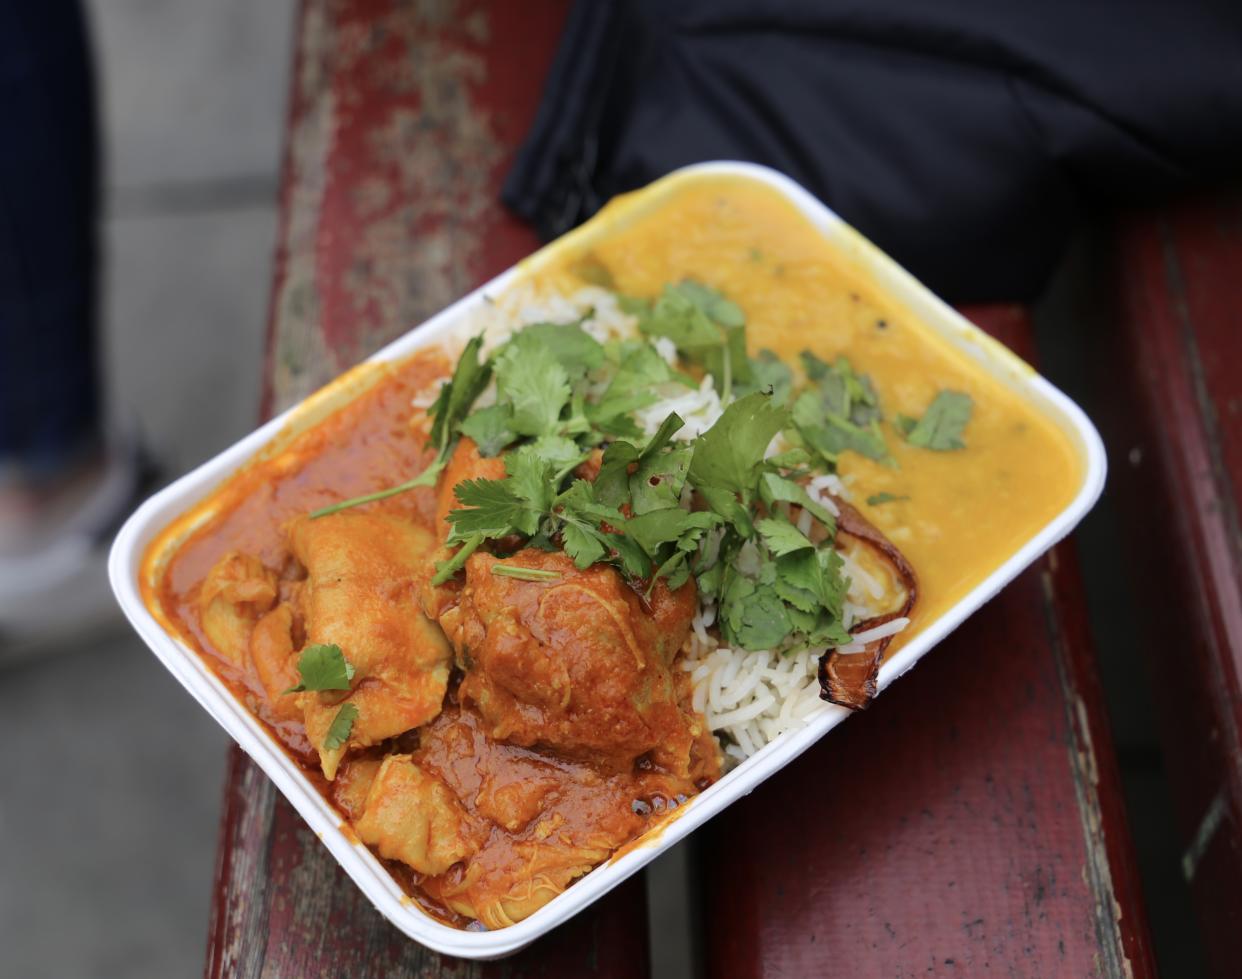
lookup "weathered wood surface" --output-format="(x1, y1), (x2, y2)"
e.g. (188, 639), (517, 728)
(696, 307), (1156, 978)
(260, 0), (574, 418)
(1099, 193), (1242, 978)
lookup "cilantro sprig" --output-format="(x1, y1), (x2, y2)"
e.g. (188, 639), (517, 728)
(791, 353), (891, 466)
(895, 390), (974, 451)
(632, 281), (751, 402)
(283, 643), (355, 694)
(323, 703), (359, 752)
(441, 414), (719, 591)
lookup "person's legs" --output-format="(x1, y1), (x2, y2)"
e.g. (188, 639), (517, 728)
(0, 0), (101, 486)
(0, 2), (155, 650)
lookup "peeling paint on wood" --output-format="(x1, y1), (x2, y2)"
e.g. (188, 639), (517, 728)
(263, 0), (573, 415)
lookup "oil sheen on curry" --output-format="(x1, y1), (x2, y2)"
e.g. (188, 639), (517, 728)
(146, 177), (1081, 930)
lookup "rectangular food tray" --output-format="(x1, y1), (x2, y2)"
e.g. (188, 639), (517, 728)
(109, 162), (1106, 959)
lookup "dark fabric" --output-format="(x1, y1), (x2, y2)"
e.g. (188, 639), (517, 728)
(504, 0), (1242, 303)
(0, 0), (100, 475)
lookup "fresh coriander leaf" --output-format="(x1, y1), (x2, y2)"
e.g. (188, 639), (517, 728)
(631, 445), (691, 514)
(559, 518), (608, 568)
(587, 342), (682, 432)
(774, 583), (819, 615)
(495, 342), (571, 438)
(867, 491), (910, 506)
(656, 551), (692, 590)
(503, 449), (555, 516)
(640, 284), (721, 350)
(592, 440), (640, 508)
(640, 281), (750, 400)
(755, 517), (814, 556)
(893, 414), (917, 437)
(688, 392), (789, 496)
(593, 412), (689, 513)
(814, 546), (849, 618)
(447, 478), (537, 541)
(491, 564), (563, 581)
(764, 447), (812, 470)
(792, 391), (891, 465)
(428, 336), (491, 457)
(696, 484), (754, 536)
(506, 322), (606, 374)
(525, 435), (588, 480)
(627, 414), (691, 514)
(757, 472), (836, 530)
(608, 531), (654, 581)
(674, 280), (745, 328)
(735, 349), (793, 404)
(323, 703), (359, 752)
(774, 546), (848, 618)
(430, 534), (482, 585)
(618, 294), (652, 317)
(555, 480), (626, 569)
(721, 575), (791, 650)
(624, 509), (719, 559)
(696, 558), (724, 600)
(901, 391), (974, 451)
(794, 353), (892, 465)
(801, 353), (880, 425)
(283, 643), (355, 693)
(459, 404), (514, 457)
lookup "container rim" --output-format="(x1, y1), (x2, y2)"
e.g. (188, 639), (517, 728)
(109, 160), (1106, 958)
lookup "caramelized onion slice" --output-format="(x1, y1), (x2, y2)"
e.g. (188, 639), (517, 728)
(818, 499), (918, 710)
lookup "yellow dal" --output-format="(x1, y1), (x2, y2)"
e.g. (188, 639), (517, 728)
(539, 177), (1082, 647)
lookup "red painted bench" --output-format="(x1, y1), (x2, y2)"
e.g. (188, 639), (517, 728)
(206, 2), (1156, 974)
(1095, 195), (1242, 978)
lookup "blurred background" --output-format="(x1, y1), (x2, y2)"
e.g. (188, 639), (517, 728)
(2, 4), (294, 976)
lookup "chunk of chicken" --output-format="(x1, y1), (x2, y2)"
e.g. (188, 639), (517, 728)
(288, 512), (452, 779)
(437, 548), (702, 771)
(199, 552), (278, 668)
(249, 602), (302, 721)
(412, 707), (697, 928)
(353, 755), (479, 876)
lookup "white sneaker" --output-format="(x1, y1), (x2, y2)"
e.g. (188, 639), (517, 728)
(0, 434), (158, 664)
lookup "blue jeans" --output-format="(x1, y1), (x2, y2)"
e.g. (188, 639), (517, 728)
(0, 1), (99, 480)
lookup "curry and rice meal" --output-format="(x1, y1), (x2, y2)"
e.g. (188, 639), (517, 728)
(144, 178), (1080, 929)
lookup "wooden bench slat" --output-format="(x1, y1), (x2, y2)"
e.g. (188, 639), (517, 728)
(1101, 196), (1242, 976)
(696, 307), (1155, 978)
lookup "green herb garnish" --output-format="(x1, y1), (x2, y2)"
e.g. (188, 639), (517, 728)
(323, 703), (359, 752)
(866, 492), (910, 506)
(283, 643), (355, 694)
(490, 564), (563, 582)
(895, 391), (974, 451)
(792, 353), (891, 466)
(636, 280), (751, 401)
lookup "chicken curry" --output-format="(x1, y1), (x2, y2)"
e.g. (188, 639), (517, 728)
(144, 175), (1082, 930)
